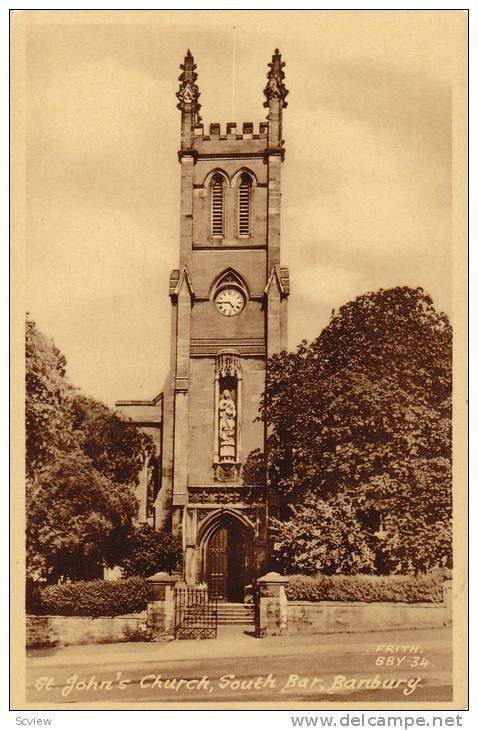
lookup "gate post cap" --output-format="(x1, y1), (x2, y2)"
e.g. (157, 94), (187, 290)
(257, 572), (289, 584)
(146, 572), (177, 584)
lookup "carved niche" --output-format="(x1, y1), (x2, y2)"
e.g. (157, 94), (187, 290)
(213, 350), (242, 481)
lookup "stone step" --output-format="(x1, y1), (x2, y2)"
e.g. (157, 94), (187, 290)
(216, 610), (254, 615)
(217, 617), (254, 624)
(217, 608), (254, 614)
(216, 603), (255, 624)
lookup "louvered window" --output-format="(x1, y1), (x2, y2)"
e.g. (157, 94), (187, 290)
(238, 177), (251, 236)
(211, 178), (224, 236)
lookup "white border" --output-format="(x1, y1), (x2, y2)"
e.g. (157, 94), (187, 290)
(3, 2), (473, 727)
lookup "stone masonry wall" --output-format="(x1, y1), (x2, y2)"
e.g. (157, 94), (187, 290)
(286, 601), (451, 636)
(26, 613), (148, 649)
(258, 575), (453, 637)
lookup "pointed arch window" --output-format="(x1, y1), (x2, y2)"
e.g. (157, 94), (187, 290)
(238, 173), (252, 237)
(211, 174), (225, 237)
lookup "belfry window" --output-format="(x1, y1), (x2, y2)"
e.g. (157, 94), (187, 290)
(238, 174), (252, 236)
(211, 175), (225, 237)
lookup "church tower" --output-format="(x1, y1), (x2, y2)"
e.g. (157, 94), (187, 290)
(118, 50), (290, 601)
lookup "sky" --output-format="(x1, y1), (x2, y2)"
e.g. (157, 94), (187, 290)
(21, 10), (463, 406)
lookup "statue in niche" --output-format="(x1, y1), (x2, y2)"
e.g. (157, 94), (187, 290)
(218, 388), (236, 460)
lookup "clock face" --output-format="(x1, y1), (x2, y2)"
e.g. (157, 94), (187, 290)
(215, 288), (245, 317)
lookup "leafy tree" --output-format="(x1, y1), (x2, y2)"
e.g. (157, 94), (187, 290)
(26, 453), (137, 583)
(71, 395), (153, 487)
(271, 493), (376, 575)
(242, 448), (266, 486)
(25, 318), (75, 478)
(25, 318), (154, 582)
(262, 287), (452, 575)
(118, 523), (181, 578)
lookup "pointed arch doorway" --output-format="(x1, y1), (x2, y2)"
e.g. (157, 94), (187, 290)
(201, 512), (255, 602)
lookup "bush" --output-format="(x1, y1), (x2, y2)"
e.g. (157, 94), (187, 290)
(118, 524), (181, 578)
(26, 577), (150, 617)
(271, 494), (376, 575)
(285, 572), (447, 603)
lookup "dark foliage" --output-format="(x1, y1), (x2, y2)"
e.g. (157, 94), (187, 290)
(118, 524), (181, 578)
(286, 572), (447, 603)
(262, 287), (452, 575)
(271, 493), (376, 575)
(71, 395), (152, 486)
(27, 577), (150, 616)
(242, 448), (266, 486)
(25, 318), (75, 478)
(26, 317), (154, 582)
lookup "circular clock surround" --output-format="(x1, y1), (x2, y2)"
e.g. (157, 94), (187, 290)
(214, 287), (245, 317)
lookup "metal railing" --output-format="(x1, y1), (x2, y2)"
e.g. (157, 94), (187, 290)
(174, 584), (218, 640)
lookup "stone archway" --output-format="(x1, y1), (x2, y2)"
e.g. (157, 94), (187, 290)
(199, 510), (255, 602)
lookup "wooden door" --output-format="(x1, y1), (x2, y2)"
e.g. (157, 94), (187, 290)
(227, 522), (253, 602)
(207, 526), (228, 599)
(206, 519), (255, 602)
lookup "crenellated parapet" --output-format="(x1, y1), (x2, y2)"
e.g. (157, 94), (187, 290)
(192, 121), (268, 141)
(177, 49), (287, 157)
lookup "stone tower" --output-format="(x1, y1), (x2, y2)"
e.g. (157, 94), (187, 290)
(117, 50), (290, 601)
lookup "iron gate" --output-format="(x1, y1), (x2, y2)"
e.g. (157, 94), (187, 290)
(174, 585), (218, 640)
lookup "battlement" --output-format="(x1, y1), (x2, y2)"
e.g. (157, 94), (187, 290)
(193, 121), (268, 141)
(177, 49), (287, 153)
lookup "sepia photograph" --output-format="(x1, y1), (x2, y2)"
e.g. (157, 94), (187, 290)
(10, 8), (468, 711)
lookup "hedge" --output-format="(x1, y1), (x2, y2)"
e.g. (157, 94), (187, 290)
(26, 577), (150, 617)
(285, 572), (447, 603)
(26, 572), (449, 615)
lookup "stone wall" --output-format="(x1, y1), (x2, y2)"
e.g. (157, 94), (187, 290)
(26, 575), (178, 648)
(286, 601), (451, 635)
(258, 574), (453, 637)
(26, 613), (148, 649)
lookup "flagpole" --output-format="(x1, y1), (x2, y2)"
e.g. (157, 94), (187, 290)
(232, 26), (237, 120)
